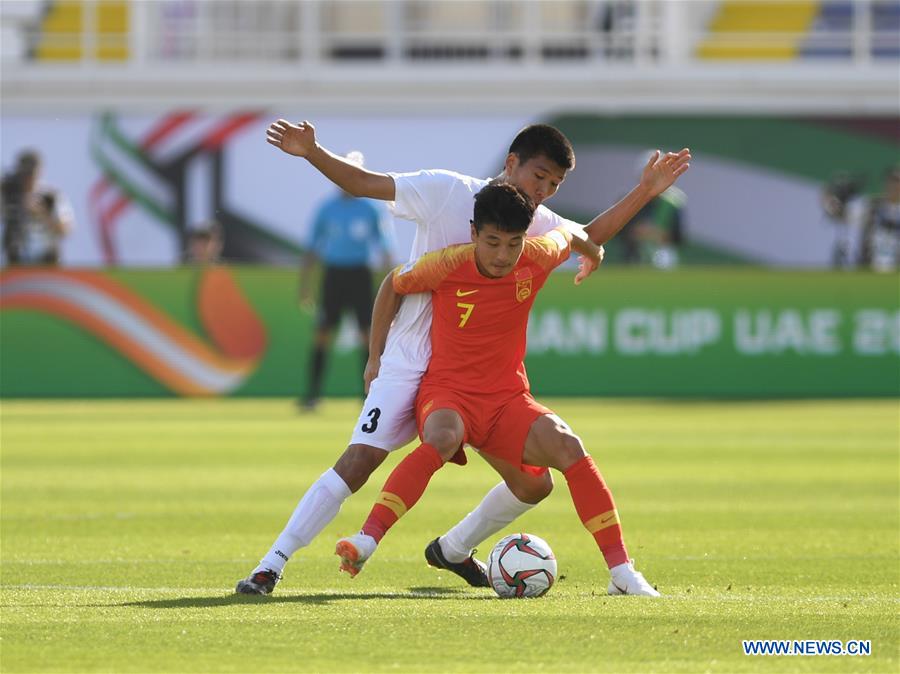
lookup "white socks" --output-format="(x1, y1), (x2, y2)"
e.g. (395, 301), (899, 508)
(257, 468), (352, 574)
(256, 475), (536, 573)
(439, 482), (536, 563)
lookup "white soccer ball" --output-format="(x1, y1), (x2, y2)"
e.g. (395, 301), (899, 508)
(487, 533), (557, 598)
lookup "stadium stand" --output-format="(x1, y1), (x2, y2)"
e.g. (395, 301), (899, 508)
(1, 0), (896, 114)
(5, 0), (899, 66)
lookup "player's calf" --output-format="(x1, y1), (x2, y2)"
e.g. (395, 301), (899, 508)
(333, 443), (389, 493)
(504, 467), (553, 504)
(343, 443), (446, 564)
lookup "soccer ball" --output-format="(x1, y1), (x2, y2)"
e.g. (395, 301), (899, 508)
(487, 533), (557, 598)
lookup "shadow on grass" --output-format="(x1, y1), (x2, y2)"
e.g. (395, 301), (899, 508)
(119, 586), (488, 609)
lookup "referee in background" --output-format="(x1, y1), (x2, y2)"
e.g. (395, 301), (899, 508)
(299, 151), (392, 410)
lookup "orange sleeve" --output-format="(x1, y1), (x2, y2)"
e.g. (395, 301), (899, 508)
(392, 244), (473, 295)
(522, 227), (572, 272)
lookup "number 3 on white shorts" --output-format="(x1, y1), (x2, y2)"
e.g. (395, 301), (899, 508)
(361, 407), (381, 433)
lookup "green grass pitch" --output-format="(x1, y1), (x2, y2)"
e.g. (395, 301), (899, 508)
(1, 398), (897, 673)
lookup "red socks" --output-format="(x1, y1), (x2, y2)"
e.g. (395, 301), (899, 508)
(360, 445), (628, 571)
(564, 455), (629, 569)
(361, 443), (444, 543)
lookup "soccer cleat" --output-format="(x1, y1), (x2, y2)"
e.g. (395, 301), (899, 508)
(424, 537), (490, 588)
(607, 559), (661, 597)
(335, 533), (377, 578)
(235, 568), (280, 595)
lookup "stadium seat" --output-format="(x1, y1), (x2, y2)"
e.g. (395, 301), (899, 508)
(405, 1), (494, 60)
(872, 0), (900, 57)
(34, 0), (129, 62)
(697, 0), (819, 60)
(322, 0), (387, 60)
(800, 1), (900, 59)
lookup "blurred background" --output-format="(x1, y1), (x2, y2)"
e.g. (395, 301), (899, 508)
(1, 0), (898, 399)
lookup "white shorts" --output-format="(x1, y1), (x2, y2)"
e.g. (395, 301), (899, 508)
(348, 373), (421, 452)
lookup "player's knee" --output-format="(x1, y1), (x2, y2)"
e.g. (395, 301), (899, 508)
(422, 427), (463, 459)
(334, 444), (388, 493)
(507, 471), (554, 504)
(552, 432), (587, 472)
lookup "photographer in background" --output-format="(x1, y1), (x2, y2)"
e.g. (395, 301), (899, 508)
(860, 166), (900, 273)
(1, 150), (74, 266)
(183, 219), (224, 265)
(821, 171), (867, 269)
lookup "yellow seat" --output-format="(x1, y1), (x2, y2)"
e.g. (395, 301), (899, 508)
(697, 1), (819, 60)
(34, 0), (129, 62)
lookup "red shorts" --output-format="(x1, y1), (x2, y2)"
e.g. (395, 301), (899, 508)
(415, 384), (553, 475)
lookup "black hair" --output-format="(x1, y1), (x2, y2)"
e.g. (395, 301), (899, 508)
(15, 150), (40, 177)
(472, 182), (535, 234)
(508, 124), (575, 170)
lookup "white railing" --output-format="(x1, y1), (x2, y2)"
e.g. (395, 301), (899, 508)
(3, 0), (897, 67)
(2, 1), (897, 114)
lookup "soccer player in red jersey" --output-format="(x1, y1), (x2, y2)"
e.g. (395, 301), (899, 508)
(336, 182), (659, 596)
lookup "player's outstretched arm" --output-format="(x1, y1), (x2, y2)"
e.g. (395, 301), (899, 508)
(364, 273), (404, 392)
(266, 119), (396, 201)
(583, 148), (691, 245)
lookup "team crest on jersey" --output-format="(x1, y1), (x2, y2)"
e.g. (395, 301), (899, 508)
(514, 267), (533, 302)
(515, 279), (532, 302)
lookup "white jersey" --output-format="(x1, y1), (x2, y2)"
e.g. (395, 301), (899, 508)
(379, 169), (582, 378)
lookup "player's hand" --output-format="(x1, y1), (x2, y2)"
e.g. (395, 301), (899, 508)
(267, 119), (317, 158)
(574, 247), (603, 285)
(363, 357), (381, 394)
(640, 148), (691, 198)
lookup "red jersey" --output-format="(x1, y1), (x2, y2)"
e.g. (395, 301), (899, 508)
(393, 227), (572, 400)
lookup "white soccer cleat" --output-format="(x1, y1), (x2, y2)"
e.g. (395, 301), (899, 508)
(607, 560), (661, 597)
(335, 533), (378, 578)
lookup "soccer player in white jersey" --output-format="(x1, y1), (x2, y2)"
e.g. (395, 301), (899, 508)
(235, 119), (690, 595)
